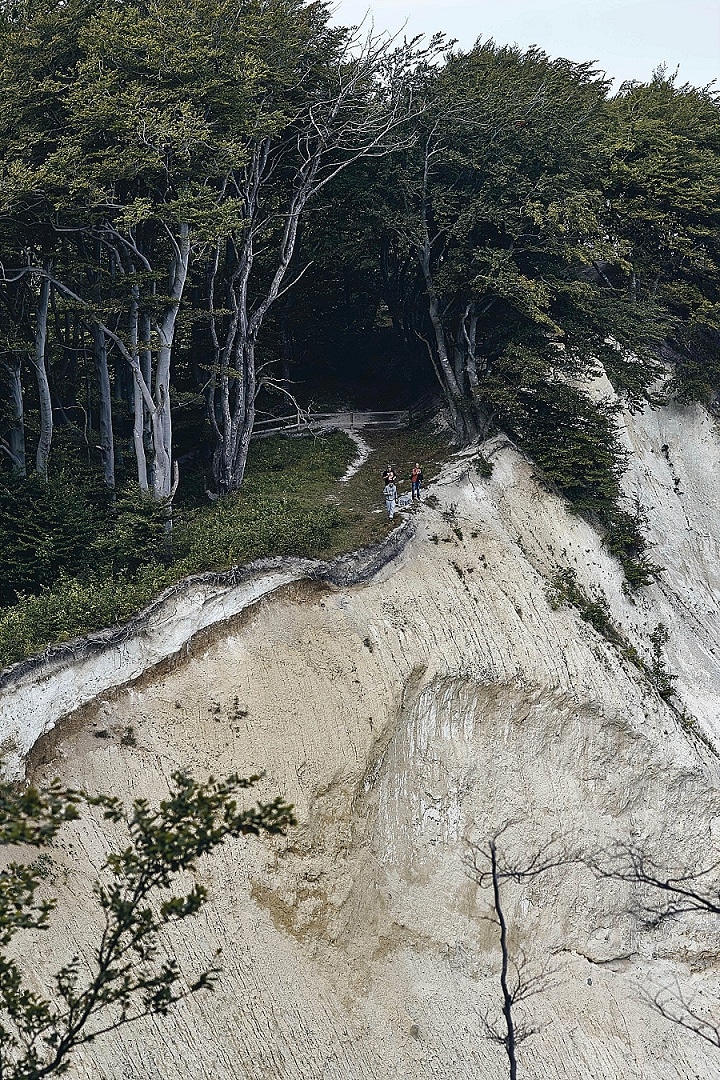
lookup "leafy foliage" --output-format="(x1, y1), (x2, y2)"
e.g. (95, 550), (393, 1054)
(605, 70), (720, 404)
(0, 475), (101, 605)
(1, 10), (720, 656)
(91, 486), (171, 575)
(546, 568), (624, 646)
(0, 433), (354, 669)
(0, 768), (294, 1077)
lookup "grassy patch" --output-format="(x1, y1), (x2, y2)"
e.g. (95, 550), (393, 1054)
(323, 425), (450, 553)
(0, 426), (451, 669)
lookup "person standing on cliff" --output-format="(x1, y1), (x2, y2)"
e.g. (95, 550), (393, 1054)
(383, 478), (397, 519)
(410, 462), (424, 501)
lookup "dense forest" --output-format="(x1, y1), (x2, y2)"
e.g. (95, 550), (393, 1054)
(1, 0), (719, 662)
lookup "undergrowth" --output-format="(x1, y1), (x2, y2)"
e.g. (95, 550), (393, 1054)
(0, 427), (450, 669)
(546, 568), (677, 702)
(484, 373), (660, 588)
(546, 568), (624, 646)
(0, 433), (353, 668)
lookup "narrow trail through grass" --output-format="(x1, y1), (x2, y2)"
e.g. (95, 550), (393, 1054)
(0, 425), (452, 669)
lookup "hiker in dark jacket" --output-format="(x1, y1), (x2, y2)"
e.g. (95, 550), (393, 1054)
(410, 462), (424, 500)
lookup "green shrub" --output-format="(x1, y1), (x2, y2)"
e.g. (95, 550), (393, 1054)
(0, 432), (356, 669)
(604, 507), (661, 590)
(480, 365), (660, 588)
(474, 453), (494, 478)
(175, 497), (344, 571)
(0, 474), (102, 603)
(92, 485), (171, 574)
(0, 566), (173, 669)
(546, 567), (624, 645)
(648, 623), (677, 700)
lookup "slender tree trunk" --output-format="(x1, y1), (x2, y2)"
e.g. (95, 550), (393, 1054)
(453, 321), (466, 385)
(490, 840), (518, 1080)
(139, 310), (154, 493)
(92, 325), (115, 489)
(34, 273), (53, 479)
(462, 307), (481, 393)
(129, 288), (149, 492)
(112, 350), (126, 472)
(425, 279), (478, 442)
(226, 338), (256, 491)
(151, 223), (189, 501)
(210, 137), (329, 493)
(4, 355), (26, 476)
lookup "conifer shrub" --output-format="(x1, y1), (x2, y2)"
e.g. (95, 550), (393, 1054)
(546, 568), (624, 645)
(603, 507), (660, 590)
(648, 623), (677, 700)
(0, 474), (103, 604)
(474, 453), (493, 478)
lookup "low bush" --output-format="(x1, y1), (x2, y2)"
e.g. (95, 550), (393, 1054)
(546, 567), (624, 645)
(0, 433), (355, 669)
(0, 566), (174, 669)
(175, 497), (344, 571)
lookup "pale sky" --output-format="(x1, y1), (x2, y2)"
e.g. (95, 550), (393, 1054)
(331, 0), (720, 89)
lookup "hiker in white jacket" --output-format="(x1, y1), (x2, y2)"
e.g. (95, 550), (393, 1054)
(383, 481), (397, 519)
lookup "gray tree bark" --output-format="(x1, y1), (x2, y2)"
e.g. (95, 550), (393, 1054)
(3, 355), (26, 476)
(208, 33), (414, 493)
(92, 325), (115, 489)
(149, 222), (189, 500)
(34, 273), (52, 480)
(45, 225), (188, 505)
(128, 287), (149, 493)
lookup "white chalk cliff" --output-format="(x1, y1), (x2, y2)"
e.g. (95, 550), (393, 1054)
(4, 398), (720, 1078)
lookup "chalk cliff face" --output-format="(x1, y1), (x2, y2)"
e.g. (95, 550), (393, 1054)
(7, 400), (720, 1079)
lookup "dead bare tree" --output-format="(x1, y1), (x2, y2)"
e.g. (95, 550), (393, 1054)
(595, 842), (720, 921)
(464, 822), (576, 1080)
(591, 840), (720, 1049)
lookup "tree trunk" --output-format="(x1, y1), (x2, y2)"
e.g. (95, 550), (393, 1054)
(92, 325), (115, 489)
(5, 355), (26, 476)
(129, 288), (149, 492)
(34, 274), (52, 479)
(226, 338), (256, 492)
(150, 223), (189, 501)
(425, 282), (478, 443)
(139, 310), (154, 493)
(490, 840), (518, 1080)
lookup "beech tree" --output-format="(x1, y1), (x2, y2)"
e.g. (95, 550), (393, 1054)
(22, 0), (250, 501)
(0, 0), (88, 482)
(0, 768), (294, 1078)
(604, 70), (720, 403)
(0, 0), (420, 498)
(204, 13), (420, 492)
(0, 277), (30, 477)
(380, 42), (661, 443)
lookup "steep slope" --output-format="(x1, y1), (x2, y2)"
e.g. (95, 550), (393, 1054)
(7, 400), (720, 1079)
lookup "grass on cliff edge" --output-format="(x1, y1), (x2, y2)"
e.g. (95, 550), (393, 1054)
(0, 426), (450, 670)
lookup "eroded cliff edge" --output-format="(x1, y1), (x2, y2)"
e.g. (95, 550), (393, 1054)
(7, 399), (720, 1079)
